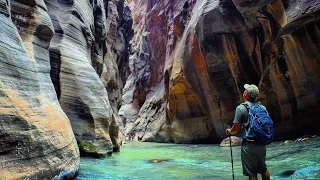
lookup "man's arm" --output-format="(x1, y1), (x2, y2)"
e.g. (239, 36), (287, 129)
(226, 124), (241, 135)
(226, 105), (244, 135)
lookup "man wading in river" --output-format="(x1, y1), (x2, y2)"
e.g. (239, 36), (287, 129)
(226, 84), (271, 180)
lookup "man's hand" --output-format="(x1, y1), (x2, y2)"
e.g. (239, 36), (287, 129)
(226, 128), (231, 136)
(226, 124), (241, 136)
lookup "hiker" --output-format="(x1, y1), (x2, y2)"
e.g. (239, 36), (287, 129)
(226, 84), (271, 180)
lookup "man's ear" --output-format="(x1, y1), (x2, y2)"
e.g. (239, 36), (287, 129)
(243, 90), (249, 100)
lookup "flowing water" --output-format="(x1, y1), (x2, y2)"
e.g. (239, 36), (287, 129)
(77, 137), (320, 180)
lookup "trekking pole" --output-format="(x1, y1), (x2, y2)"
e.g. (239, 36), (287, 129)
(228, 133), (235, 180)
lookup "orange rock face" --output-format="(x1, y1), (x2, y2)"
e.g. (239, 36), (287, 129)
(121, 0), (320, 143)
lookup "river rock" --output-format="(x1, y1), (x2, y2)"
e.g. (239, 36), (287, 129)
(147, 158), (172, 163)
(220, 136), (242, 147)
(279, 170), (295, 177)
(284, 140), (292, 144)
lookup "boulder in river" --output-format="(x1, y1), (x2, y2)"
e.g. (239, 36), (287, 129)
(220, 136), (242, 147)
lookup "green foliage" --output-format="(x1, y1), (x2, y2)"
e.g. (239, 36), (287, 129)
(79, 140), (97, 154)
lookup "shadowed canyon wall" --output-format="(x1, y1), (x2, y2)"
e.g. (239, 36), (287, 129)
(121, 0), (320, 143)
(0, 0), (132, 179)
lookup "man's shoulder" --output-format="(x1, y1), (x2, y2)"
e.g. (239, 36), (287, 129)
(236, 103), (248, 112)
(238, 102), (267, 111)
(249, 102), (267, 111)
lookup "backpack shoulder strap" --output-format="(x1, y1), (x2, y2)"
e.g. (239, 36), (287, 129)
(242, 103), (249, 112)
(241, 103), (251, 130)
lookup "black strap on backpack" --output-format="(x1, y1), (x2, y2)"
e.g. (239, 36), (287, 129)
(242, 103), (250, 130)
(242, 103), (249, 111)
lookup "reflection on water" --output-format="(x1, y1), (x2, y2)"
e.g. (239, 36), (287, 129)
(77, 137), (320, 180)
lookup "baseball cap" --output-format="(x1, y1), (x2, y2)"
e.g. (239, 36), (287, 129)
(244, 84), (259, 99)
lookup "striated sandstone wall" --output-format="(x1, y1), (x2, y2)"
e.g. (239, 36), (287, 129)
(122, 0), (320, 143)
(0, 0), (79, 179)
(45, 0), (133, 156)
(0, 0), (133, 179)
(46, 0), (117, 157)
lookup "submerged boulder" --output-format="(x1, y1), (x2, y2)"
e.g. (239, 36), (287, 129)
(146, 159), (172, 163)
(279, 170), (295, 177)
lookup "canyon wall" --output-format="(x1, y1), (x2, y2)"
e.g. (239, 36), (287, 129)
(0, 0), (79, 179)
(121, 0), (320, 143)
(45, 0), (129, 157)
(0, 0), (132, 179)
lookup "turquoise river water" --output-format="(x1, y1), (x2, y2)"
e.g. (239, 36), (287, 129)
(77, 137), (320, 180)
